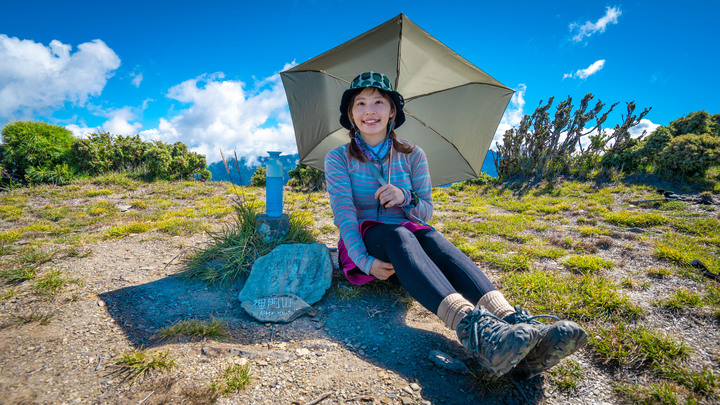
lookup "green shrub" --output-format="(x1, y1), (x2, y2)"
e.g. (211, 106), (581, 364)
(250, 166), (266, 186)
(25, 163), (76, 186)
(495, 94), (650, 180)
(287, 163), (325, 190)
(72, 133), (210, 181)
(0, 121), (76, 184)
(657, 133), (720, 178)
(72, 132), (150, 174)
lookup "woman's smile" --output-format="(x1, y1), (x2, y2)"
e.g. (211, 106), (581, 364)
(350, 87), (395, 144)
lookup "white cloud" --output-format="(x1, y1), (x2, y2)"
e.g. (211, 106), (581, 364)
(491, 84), (526, 150)
(138, 64), (297, 164)
(629, 118), (660, 139)
(131, 73), (143, 88)
(65, 106), (145, 138)
(564, 59), (606, 80)
(102, 107), (143, 135)
(570, 6), (622, 42)
(66, 124), (96, 139)
(0, 34), (120, 120)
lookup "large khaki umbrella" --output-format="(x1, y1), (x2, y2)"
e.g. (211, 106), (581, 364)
(280, 13), (513, 187)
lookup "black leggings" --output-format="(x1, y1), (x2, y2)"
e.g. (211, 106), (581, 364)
(363, 224), (496, 314)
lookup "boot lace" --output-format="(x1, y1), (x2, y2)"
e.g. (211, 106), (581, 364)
(463, 309), (507, 352)
(510, 306), (559, 325)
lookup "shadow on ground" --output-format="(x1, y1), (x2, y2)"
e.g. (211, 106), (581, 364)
(99, 273), (545, 404)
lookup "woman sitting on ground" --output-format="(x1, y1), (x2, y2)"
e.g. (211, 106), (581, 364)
(324, 71), (587, 377)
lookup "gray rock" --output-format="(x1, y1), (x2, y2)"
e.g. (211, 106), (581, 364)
(241, 293), (313, 323)
(238, 243), (332, 305)
(428, 350), (470, 374)
(295, 348), (311, 356)
(255, 214), (289, 243)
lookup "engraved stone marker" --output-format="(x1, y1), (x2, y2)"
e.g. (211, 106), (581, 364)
(241, 293), (313, 323)
(238, 243), (332, 322)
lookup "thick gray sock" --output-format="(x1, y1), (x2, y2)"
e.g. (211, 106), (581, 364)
(477, 290), (515, 320)
(437, 293), (474, 330)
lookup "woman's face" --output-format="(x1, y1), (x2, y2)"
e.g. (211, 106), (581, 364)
(349, 87), (395, 141)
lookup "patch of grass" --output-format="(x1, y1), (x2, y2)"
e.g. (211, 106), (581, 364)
(673, 216), (720, 236)
(657, 289), (704, 313)
(468, 369), (509, 395)
(14, 309), (55, 325)
(657, 200), (687, 211)
(87, 201), (117, 217)
(181, 197), (316, 285)
(492, 251), (533, 272)
(16, 246), (58, 265)
(590, 322), (691, 369)
(210, 362), (253, 394)
(335, 284), (363, 300)
(90, 172), (140, 190)
(604, 210), (667, 228)
(562, 254), (614, 274)
(318, 224), (335, 234)
(0, 229), (21, 243)
(654, 232), (720, 275)
(704, 283), (720, 307)
(550, 360), (584, 392)
(196, 195), (233, 218)
(114, 349), (176, 383)
(154, 217), (204, 236)
(0, 204), (24, 221)
(620, 277), (638, 289)
(18, 221), (62, 237)
(496, 196), (570, 216)
(519, 244), (565, 259)
(577, 225), (610, 237)
(576, 217), (597, 225)
(654, 364), (718, 395)
(614, 382), (680, 405)
(37, 205), (71, 222)
(66, 247), (92, 258)
(104, 222), (151, 239)
(158, 318), (229, 340)
(86, 188), (114, 197)
(614, 382), (693, 405)
(647, 267), (672, 279)
(1, 288), (16, 300)
(502, 270), (643, 322)
(0, 266), (36, 284)
(445, 213), (534, 243)
(33, 269), (83, 299)
(129, 200), (147, 209)
(0, 241), (15, 256)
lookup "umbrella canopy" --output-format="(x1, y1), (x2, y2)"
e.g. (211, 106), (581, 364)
(280, 13), (513, 186)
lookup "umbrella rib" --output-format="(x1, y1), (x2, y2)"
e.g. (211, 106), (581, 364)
(404, 82), (514, 102)
(404, 110), (477, 176)
(287, 69), (352, 85)
(395, 16), (403, 90)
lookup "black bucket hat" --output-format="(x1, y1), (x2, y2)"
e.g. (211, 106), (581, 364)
(339, 71), (406, 130)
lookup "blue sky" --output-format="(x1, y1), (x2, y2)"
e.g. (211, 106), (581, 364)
(1, 1), (718, 164)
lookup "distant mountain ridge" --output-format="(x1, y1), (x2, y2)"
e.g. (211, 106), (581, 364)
(207, 150), (497, 185)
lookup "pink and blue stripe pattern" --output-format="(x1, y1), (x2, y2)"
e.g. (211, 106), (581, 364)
(325, 141), (433, 275)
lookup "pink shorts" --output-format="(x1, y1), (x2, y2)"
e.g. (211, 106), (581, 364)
(337, 220), (432, 285)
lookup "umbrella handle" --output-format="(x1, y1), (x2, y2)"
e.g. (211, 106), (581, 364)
(387, 146), (393, 185)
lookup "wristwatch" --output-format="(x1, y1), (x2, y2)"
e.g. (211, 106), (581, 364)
(407, 190), (419, 208)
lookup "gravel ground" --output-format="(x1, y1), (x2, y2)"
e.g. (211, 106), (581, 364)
(1, 183), (718, 404)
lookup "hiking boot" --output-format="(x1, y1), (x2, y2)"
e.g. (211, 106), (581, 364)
(504, 306), (588, 379)
(456, 306), (541, 377)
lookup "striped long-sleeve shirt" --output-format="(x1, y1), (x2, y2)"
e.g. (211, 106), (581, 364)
(324, 141), (433, 274)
